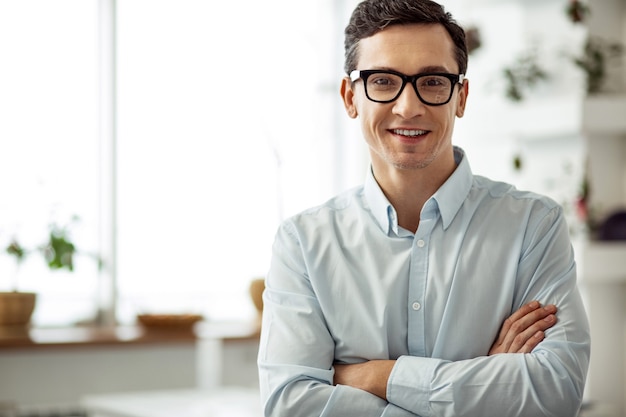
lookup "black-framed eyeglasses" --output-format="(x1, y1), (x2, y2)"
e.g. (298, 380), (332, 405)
(349, 69), (465, 106)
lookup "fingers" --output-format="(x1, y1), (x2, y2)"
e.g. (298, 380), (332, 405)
(518, 330), (546, 354)
(507, 303), (557, 353)
(489, 301), (558, 355)
(491, 300), (541, 349)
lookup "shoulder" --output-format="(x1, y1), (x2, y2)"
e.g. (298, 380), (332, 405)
(469, 175), (566, 236)
(472, 175), (561, 212)
(279, 185), (366, 237)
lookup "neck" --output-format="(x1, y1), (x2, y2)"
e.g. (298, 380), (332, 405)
(372, 153), (456, 233)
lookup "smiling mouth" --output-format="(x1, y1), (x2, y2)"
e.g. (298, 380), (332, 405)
(391, 129), (428, 137)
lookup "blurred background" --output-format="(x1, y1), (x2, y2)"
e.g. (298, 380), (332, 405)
(0, 0), (624, 416)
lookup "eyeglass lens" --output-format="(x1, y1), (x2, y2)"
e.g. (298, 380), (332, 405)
(365, 73), (453, 104)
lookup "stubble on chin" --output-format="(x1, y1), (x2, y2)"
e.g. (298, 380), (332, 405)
(389, 148), (439, 170)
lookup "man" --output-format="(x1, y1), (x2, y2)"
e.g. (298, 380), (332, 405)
(257, 1), (590, 416)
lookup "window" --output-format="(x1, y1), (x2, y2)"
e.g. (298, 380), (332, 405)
(115, 0), (346, 323)
(0, 0), (100, 326)
(0, 0), (358, 326)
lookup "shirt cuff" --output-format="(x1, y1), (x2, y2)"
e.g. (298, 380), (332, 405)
(387, 355), (441, 416)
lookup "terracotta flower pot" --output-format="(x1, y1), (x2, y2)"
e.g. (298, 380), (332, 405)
(0, 292), (37, 326)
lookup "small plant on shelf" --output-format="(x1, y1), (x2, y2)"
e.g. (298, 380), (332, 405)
(502, 47), (549, 102)
(572, 36), (624, 94)
(566, 0), (590, 24)
(1, 216), (100, 326)
(3, 218), (81, 289)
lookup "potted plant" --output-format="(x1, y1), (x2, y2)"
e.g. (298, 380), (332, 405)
(566, 0), (590, 24)
(572, 36), (624, 94)
(502, 46), (549, 102)
(0, 218), (84, 327)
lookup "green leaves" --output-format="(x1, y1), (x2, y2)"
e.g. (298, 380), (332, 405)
(4, 222), (78, 272)
(573, 37), (624, 94)
(502, 48), (548, 102)
(43, 227), (76, 271)
(5, 240), (26, 263)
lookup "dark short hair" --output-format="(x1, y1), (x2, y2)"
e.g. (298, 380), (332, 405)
(344, 0), (468, 75)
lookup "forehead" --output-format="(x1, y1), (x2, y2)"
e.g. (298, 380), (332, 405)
(357, 23), (458, 73)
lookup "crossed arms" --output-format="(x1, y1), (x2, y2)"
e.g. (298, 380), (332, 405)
(259, 282), (587, 417)
(333, 301), (558, 400)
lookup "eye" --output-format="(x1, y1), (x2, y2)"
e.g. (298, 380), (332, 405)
(367, 73), (401, 90)
(418, 76), (447, 88)
(371, 76), (395, 86)
(420, 77), (443, 87)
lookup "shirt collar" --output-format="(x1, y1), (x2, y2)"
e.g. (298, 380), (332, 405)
(363, 146), (473, 234)
(433, 146), (473, 230)
(364, 166), (396, 234)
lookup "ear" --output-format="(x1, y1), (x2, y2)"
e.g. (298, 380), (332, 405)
(340, 77), (358, 119)
(456, 78), (469, 118)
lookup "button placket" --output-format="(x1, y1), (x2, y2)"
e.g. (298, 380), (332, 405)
(407, 214), (436, 357)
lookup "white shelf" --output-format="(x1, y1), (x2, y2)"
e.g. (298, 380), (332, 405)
(579, 241), (626, 283)
(513, 95), (626, 141)
(583, 95), (626, 135)
(512, 96), (584, 141)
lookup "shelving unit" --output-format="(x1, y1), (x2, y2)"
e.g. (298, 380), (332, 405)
(579, 124), (626, 417)
(576, 2), (626, 413)
(581, 241), (626, 283)
(583, 95), (626, 134)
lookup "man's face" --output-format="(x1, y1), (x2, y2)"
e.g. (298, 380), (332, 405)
(341, 23), (468, 173)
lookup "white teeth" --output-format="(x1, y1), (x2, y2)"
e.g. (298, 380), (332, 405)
(393, 129), (426, 136)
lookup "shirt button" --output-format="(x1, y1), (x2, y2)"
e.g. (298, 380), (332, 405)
(417, 239), (425, 248)
(412, 302), (421, 311)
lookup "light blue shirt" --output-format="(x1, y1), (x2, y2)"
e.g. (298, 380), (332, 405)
(258, 147), (590, 417)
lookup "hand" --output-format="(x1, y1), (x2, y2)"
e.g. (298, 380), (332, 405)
(333, 360), (395, 400)
(489, 300), (557, 355)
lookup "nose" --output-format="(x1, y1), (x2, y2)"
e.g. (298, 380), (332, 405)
(392, 83), (426, 119)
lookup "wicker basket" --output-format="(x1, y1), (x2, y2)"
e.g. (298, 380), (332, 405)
(0, 292), (36, 326)
(136, 313), (203, 330)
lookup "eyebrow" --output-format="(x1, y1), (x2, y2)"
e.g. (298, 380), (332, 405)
(372, 65), (455, 74)
(419, 65), (453, 73)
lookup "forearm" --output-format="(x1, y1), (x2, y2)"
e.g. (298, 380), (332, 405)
(333, 360), (395, 400)
(388, 350), (586, 417)
(258, 374), (419, 417)
(328, 342), (585, 417)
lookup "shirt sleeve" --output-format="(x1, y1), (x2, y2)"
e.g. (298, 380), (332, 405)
(257, 221), (421, 417)
(386, 205), (590, 416)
